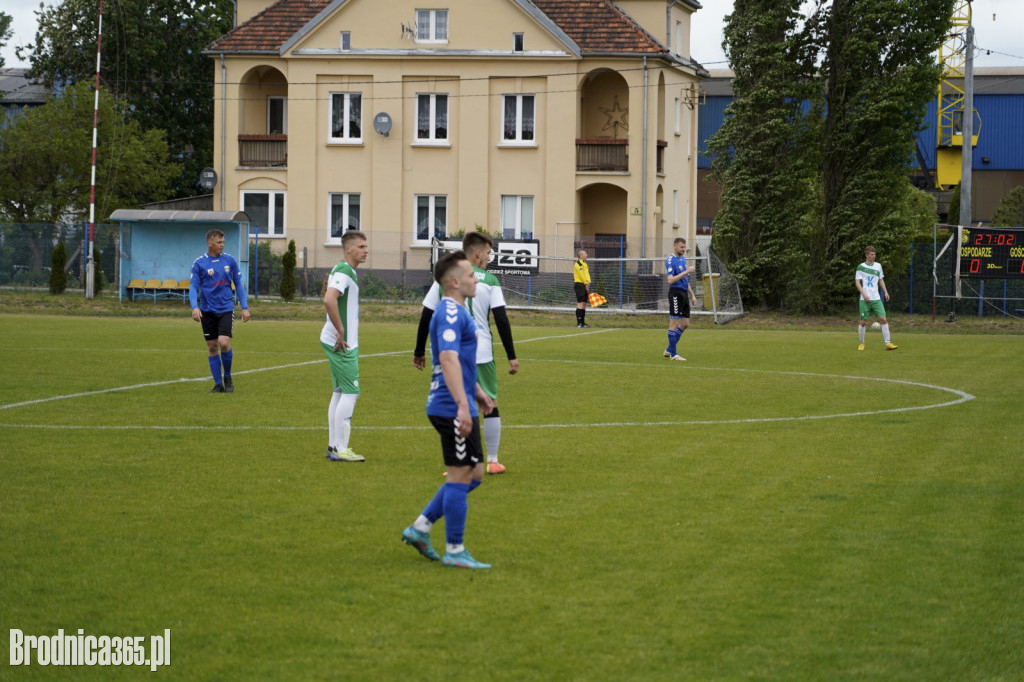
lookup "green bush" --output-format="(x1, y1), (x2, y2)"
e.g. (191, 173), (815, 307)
(93, 246), (104, 294)
(990, 186), (1024, 227)
(49, 240), (67, 294)
(280, 240), (297, 301)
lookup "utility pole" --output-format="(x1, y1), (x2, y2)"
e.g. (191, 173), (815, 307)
(959, 24), (974, 228)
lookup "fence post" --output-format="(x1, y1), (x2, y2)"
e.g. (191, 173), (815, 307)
(401, 250), (407, 300)
(908, 243), (914, 315)
(303, 246), (308, 297)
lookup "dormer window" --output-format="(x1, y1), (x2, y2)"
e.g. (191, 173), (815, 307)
(416, 9), (448, 43)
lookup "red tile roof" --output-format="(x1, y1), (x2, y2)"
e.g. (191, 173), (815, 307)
(531, 0), (667, 55)
(206, 0), (669, 57)
(207, 0), (330, 53)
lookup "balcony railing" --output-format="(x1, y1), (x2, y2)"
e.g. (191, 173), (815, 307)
(576, 138), (627, 172)
(238, 134), (287, 167)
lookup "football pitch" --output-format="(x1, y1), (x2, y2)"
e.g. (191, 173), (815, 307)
(2, 311), (1022, 680)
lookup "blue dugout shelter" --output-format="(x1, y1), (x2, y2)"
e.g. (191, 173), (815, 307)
(110, 210), (251, 302)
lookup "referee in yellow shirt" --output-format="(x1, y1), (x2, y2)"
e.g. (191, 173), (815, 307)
(573, 249), (590, 328)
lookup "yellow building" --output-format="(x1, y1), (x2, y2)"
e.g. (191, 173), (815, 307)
(205, 0), (706, 274)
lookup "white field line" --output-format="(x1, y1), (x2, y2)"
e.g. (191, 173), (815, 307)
(0, 329), (609, 413)
(0, 329), (974, 429)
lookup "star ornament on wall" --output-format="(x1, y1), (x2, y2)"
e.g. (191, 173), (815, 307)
(599, 95), (629, 136)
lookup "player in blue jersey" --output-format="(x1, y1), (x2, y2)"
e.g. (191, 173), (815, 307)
(413, 231), (519, 474)
(403, 251), (495, 570)
(664, 237), (698, 362)
(189, 229), (250, 392)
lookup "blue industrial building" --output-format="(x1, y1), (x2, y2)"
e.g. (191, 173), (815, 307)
(696, 67), (1024, 229)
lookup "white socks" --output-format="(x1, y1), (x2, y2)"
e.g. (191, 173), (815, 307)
(858, 325), (866, 343)
(484, 416), (501, 463)
(881, 324), (890, 344)
(328, 392), (358, 450)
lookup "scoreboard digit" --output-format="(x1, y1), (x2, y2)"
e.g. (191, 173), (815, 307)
(958, 227), (1024, 278)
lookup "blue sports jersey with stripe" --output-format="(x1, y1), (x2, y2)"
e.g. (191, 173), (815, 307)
(426, 298), (479, 418)
(666, 253), (690, 291)
(189, 252), (248, 313)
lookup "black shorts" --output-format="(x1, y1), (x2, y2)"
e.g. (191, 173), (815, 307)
(429, 414), (484, 468)
(668, 290), (691, 319)
(574, 282), (588, 303)
(201, 310), (234, 340)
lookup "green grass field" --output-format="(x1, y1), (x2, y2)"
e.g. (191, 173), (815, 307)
(2, 306), (1022, 680)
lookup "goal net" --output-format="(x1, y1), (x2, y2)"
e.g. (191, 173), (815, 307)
(430, 240), (745, 323)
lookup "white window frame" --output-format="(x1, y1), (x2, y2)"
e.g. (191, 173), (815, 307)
(500, 195), (534, 239)
(268, 96), (287, 135)
(415, 93), (449, 144)
(329, 92), (363, 144)
(415, 9), (448, 44)
(674, 97), (681, 136)
(673, 190), (680, 228)
(340, 31), (351, 51)
(414, 194), (447, 244)
(241, 190), (286, 238)
(328, 192), (361, 245)
(501, 94), (536, 145)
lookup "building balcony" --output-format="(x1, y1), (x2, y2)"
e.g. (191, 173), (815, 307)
(238, 134), (287, 167)
(576, 138), (627, 172)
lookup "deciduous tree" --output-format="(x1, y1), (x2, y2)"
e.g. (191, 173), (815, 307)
(708, 0), (819, 308)
(0, 81), (178, 273)
(805, 0), (954, 311)
(20, 0), (233, 198)
(990, 186), (1024, 227)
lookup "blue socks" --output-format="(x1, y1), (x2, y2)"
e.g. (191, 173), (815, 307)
(222, 349), (233, 377)
(443, 482), (470, 546)
(422, 479), (482, 527)
(666, 328), (683, 355)
(208, 355), (223, 385)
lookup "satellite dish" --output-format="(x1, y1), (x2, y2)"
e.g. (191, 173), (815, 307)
(198, 167), (217, 191)
(373, 112), (392, 136)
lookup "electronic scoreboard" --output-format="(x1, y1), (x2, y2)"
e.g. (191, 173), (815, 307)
(958, 226), (1024, 278)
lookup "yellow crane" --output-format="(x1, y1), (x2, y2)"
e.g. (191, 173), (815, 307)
(936, 0), (980, 189)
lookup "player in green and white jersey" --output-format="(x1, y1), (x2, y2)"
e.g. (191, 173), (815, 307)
(855, 245), (897, 351)
(414, 232), (519, 474)
(321, 230), (368, 461)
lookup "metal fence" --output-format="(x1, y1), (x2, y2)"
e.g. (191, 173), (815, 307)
(0, 222), (120, 290)
(7, 221), (1019, 319)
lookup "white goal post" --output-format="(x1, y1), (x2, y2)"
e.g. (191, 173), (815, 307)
(430, 238), (745, 323)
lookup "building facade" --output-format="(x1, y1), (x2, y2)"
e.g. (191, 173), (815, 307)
(205, 0), (707, 274)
